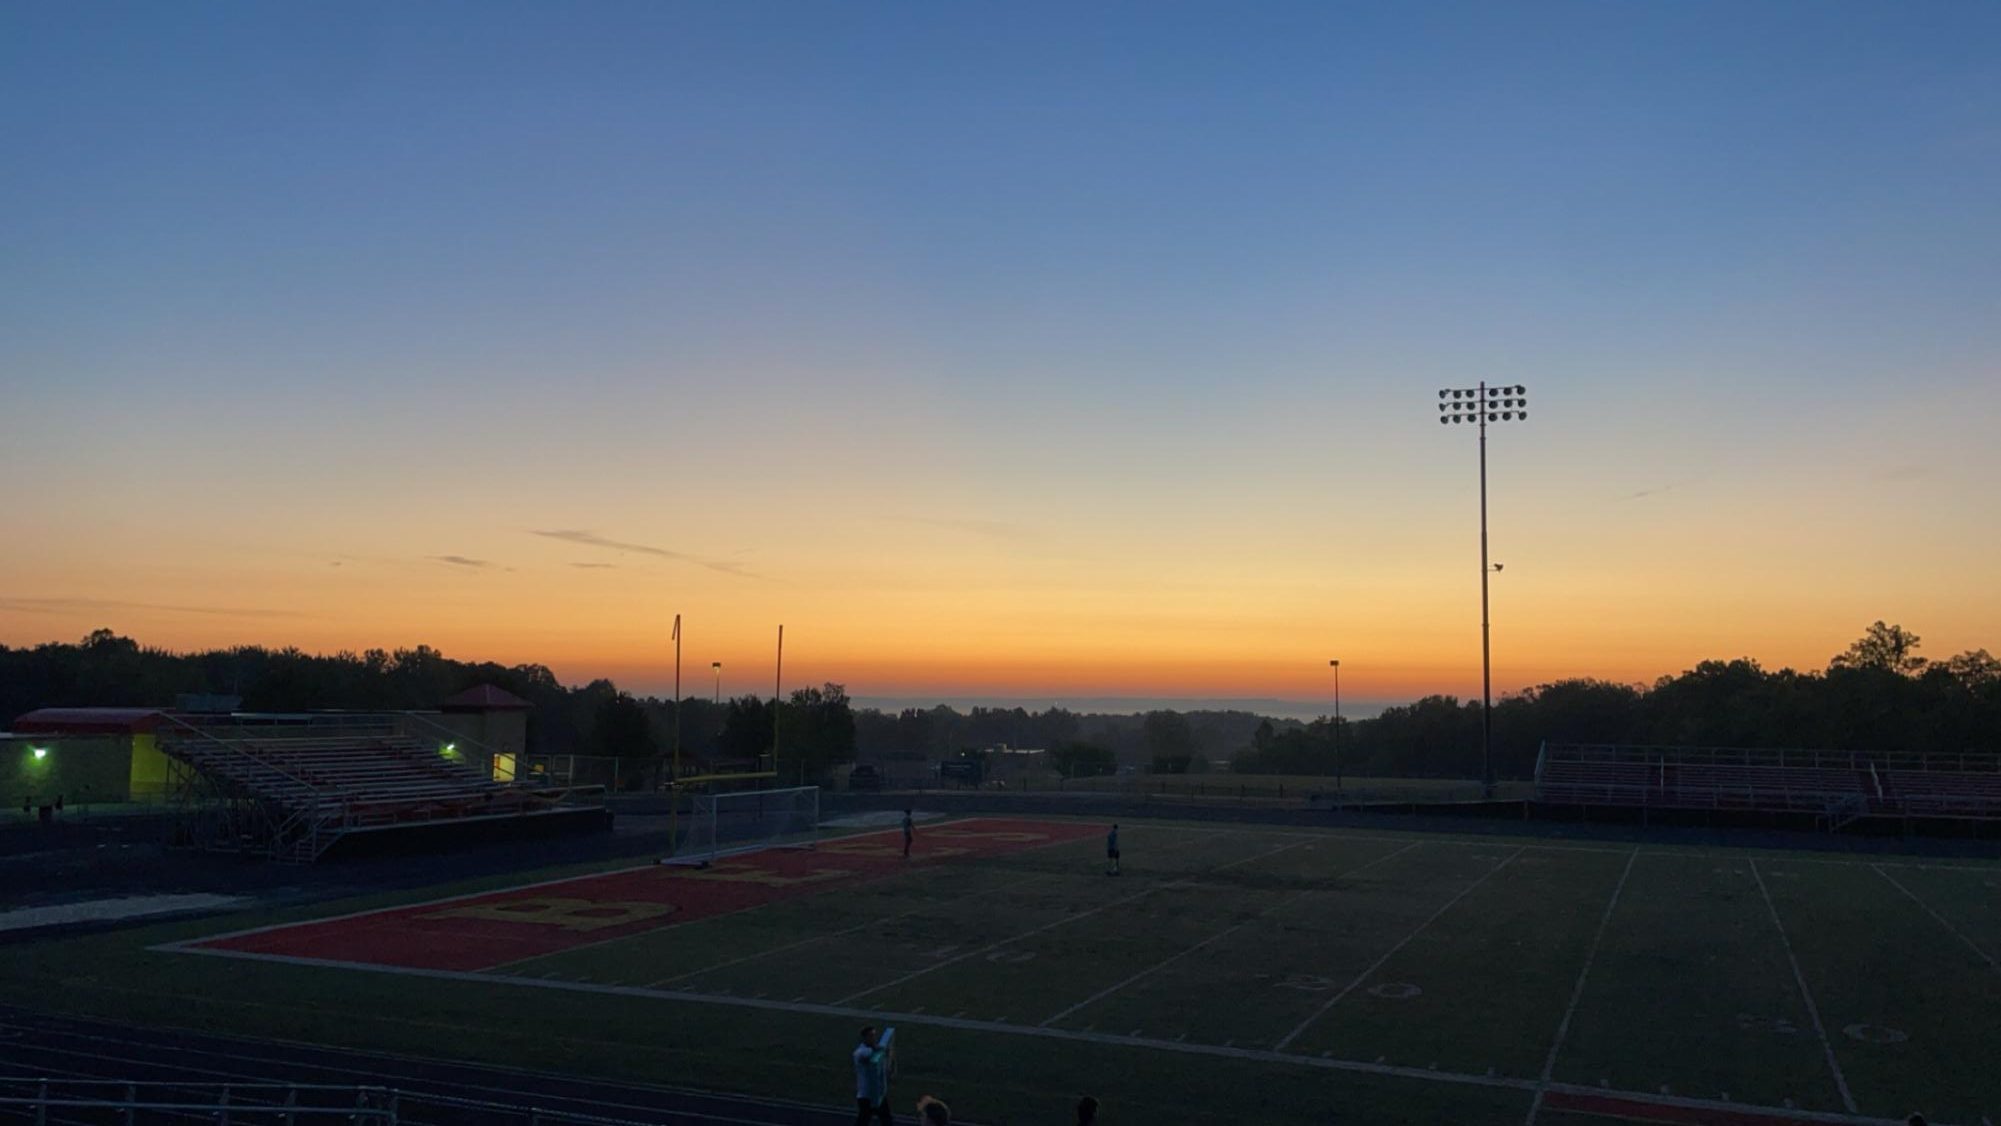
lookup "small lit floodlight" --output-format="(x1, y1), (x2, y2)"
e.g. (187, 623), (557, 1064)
(31, 747), (49, 760)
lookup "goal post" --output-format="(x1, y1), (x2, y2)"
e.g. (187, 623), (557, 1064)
(664, 784), (821, 866)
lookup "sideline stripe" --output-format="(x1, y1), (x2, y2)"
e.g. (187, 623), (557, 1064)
(1038, 839), (1424, 1028)
(1869, 863), (2001, 977)
(1750, 859), (1857, 1115)
(1273, 845), (1526, 1052)
(147, 945), (1909, 1126)
(835, 835), (1305, 1007)
(1523, 847), (1640, 1124)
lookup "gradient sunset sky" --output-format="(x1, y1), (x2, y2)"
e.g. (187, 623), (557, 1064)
(3, 2), (1998, 705)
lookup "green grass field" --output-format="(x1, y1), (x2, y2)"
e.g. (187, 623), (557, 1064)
(7, 818), (1999, 1125)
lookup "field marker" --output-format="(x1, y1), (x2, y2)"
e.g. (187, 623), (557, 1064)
(1274, 845), (1525, 1052)
(1751, 859), (1857, 1114)
(1523, 847), (1638, 1125)
(1037, 840), (1423, 1028)
(1870, 863), (2001, 976)
(835, 837), (1306, 1007)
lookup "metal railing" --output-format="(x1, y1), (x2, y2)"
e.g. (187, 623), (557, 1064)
(0, 1078), (668, 1125)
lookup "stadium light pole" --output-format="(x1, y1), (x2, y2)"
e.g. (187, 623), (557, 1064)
(671, 614), (682, 789)
(712, 661), (722, 706)
(1436, 382), (1528, 797)
(1328, 659), (1342, 791)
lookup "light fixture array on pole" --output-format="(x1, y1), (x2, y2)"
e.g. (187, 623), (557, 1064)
(1435, 382), (1528, 797)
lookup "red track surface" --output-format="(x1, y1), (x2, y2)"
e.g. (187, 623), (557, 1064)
(1543, 1090), (1855, 1125)
(192, 819), (1100, 973)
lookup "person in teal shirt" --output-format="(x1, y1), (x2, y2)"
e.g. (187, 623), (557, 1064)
(852, 1025), (895, 1125)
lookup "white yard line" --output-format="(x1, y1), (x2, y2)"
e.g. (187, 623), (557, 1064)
(1870, 863), (2001, 976)
(1750, 858), (1857, 1115)
(834, 837), (1311, 1007)
(1273, 845), (1526, 1052)
(1522, 847), (1639, 1125)
(148, 943), (1912, 1126)
(1039, 840), (1426, 1028)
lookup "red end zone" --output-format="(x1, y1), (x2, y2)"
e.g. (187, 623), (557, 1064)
(183, 819), (1101, 973)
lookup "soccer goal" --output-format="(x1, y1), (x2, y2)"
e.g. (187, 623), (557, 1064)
(665, 785), (821, 866)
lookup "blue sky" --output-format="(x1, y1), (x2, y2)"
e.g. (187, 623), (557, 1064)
(2, 2), (1997, 699)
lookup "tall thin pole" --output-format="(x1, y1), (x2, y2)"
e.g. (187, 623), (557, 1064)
(1478, 383), (1494, 798)
(712, 662), (722, 706)
(670, 614), (682, 849)
(1328, 658), (1342, 791)
(1435, 381), (1523, 801)
(672, 614), (682, 786)
(773, 624), (784, 778)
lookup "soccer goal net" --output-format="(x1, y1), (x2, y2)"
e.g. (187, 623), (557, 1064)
(668, 785), (821, 865)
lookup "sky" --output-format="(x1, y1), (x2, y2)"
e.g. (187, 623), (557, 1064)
(3, 2), (1998, 706)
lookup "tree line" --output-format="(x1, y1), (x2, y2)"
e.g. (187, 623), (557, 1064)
(3, 622), (1994, 785)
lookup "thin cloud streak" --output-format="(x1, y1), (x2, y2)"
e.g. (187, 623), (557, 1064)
(529, 529), (760, 578)
(0, 596), (302, 619)
(570, 562), (616, 570)
(432, 555), (494, 569)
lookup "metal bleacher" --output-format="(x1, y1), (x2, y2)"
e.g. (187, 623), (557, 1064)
(1534, 742), (2001, 829)
(159, 714), (605, 863)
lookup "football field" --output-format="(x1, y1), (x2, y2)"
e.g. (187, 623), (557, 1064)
(7, 816), (1999, 1125)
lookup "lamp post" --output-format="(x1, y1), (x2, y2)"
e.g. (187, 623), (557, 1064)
(1436, 382), (1528, 797)
(712, 661), (722, 705)
(1328, 659), (1342, 791)
(671, 614), (682, 790)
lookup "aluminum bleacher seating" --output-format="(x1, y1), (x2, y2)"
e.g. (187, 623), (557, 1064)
(1535, 743), (2001, 826)
(159, 720), (603, 861)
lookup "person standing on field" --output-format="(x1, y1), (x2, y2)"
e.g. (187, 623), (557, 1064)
(1105, 824), (1120, 875)
(902, 809), (915, 858)
(852, 1026), (895, 1125)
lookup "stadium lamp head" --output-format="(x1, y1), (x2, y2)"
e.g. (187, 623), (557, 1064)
(31, 747), (48, 760)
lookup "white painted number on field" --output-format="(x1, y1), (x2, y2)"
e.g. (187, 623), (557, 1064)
(1735, 1013), (1799, 1036)
(1843, 1024), (1908, 1044)
(985, 950), (1036, 964)
(924, 945), (961, 959)
(1367, 982), (1422, 1000)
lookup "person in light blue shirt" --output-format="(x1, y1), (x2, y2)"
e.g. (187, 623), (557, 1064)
(852, 1025), (895, 1125)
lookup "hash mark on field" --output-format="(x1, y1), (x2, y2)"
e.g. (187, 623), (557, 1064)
(1752, 859), (1857, 1114)
(1274, 846), (1525, 1052)
(836, 838), (1308, 1007)
(1871, 863), (2001, 976)
(1523, 848), (1638, 1125)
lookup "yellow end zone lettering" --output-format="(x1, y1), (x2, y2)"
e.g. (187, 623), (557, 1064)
(926, 830), (1049, 843)
(819, 842), (973, 859)
(661, 862), (856, 887)
(422, 897), (675, 932)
